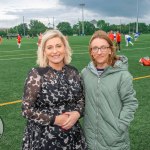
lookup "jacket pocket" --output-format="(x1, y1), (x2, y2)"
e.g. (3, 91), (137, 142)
(116, 118), (128, 133)
(101, 120), (126, 147)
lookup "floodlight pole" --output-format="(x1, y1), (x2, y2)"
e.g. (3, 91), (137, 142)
(53, 17), (55, 29)
(136, 0), (139, 33)
(23, 16), (25, 36)
(80, 3), (85, 36)
(47, 17), (55, 29)
(129, 23), (130, 34)
(120, 19), (122, 33)
(47, 17), (50, 28)
(78, 18), (80, 35)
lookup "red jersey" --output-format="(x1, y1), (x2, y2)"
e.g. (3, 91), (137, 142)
(17, 35), (21, 43)
(108, 33), (114, 41)
(116, 33), (121, 42)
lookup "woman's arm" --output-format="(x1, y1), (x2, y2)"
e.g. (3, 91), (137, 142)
(22, 68), (53, 126)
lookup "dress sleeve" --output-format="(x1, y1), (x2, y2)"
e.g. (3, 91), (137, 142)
(22, 68), (53, 126)
(71, 69), (85, 117)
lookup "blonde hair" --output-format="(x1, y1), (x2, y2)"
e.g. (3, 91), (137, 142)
(37, 30), (72, 67)
(89, 30), (118, 66)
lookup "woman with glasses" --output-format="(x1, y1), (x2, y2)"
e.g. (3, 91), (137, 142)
(22, 30), (87, 150)
(81, 30), (138, 150)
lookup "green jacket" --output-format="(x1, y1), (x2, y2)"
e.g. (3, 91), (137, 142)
(81, 56), (138, 150)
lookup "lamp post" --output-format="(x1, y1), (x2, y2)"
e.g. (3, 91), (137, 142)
(53, 17), (55, 29)
(79, 3), (85, 36)
(129, 23), (130, 34)
(23, 16), (25, 36)
(47, 17), (55, 29)
(120, 19), (122, 33)
(136, 0), (139, 33)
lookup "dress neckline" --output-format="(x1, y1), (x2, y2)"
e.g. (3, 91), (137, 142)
(47, 65), (66, 73)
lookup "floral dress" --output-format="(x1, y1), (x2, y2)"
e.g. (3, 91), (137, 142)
(22, 65), (87, 150)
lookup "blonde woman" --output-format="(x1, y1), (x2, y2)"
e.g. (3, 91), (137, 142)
(22, 30), (87, 150)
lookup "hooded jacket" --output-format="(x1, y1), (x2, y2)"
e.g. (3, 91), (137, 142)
(81, 55), (138, 150)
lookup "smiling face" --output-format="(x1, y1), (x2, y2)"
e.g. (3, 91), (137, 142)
(44, 37), (66, 70)
(90, 38), (112, 69)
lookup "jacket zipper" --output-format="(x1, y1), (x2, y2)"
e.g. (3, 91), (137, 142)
(94, 76), (100, 150)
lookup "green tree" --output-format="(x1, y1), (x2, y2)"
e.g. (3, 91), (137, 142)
(8, 27), (17, 34)
(72, 23), (80, 35)
(29, 20), (47, 36)
(17, 23), (28, 36)
(0, 30), (7, 37)
(109, 24), (118, 32)
(8, 23), (29, 36)
(84, 21), (95, 35)
(138, 23), (148, 33)
(97, 20), (106, 29)
(97, 20), (110, 32)
(147, 25), (150, 33)
(57, 22), (73, 36)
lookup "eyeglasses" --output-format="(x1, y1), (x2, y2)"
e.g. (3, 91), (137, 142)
(91, 46), (110, 53)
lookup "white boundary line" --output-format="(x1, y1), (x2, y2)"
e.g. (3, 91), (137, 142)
(0, 53), (35, 58)
(0, 48), (35, 53)
(0, 56), (36, 60)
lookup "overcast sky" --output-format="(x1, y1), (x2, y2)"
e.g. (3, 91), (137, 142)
(0, 0), (150, 28)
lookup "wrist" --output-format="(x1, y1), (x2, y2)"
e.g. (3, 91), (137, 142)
(50, 115), (56, 126)
(74, 111), (80, 119)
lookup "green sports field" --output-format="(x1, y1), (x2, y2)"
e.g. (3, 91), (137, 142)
(0, 34), (150, 150)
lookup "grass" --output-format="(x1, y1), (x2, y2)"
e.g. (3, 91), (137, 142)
(0, 34), (150, 149)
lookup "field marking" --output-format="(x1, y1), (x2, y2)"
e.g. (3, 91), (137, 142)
(133, 75), (150, 80)
(0, 49), (36, 53)
(0, 46), (150, 61)
(0, 52), (90, 60)
(0, 40), (149, 53)
(0, 56), (36, 60)
(121, 46), (150, 51)
(0, 100), (21, 106)
(0, 75), (150, 107)
(0, 53), (35, 58)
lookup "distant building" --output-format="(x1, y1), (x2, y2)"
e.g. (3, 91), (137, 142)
(0, 28), (9, 37)
(0, 28), (8, 31)
(7, 33), (18, 38)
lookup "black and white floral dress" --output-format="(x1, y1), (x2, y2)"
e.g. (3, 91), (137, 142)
(22, 65), (87, 150)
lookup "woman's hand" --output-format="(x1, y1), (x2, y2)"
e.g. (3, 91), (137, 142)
(61, 111), (80, 130)
(54, 114), (69, 126)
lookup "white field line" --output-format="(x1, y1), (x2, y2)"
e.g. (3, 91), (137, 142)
(121, 46), (150, 51)
(0, 44), (150, 60)
(0, 53), (35, 58)
(0, 56), (36, 60)
(0, 40), (149, 53)
(0, 48), (35, 53)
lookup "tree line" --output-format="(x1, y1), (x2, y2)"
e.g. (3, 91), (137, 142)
(0, 19), (150, 37)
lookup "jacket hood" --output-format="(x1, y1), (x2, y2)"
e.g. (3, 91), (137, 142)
(87, 55), (129, 76)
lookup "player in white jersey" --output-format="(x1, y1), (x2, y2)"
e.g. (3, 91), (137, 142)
(125, 34), (134, 46)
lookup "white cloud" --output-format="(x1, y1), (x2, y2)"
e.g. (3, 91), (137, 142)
(0, 0), (60, 19)
(0, 0), (150, 28)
